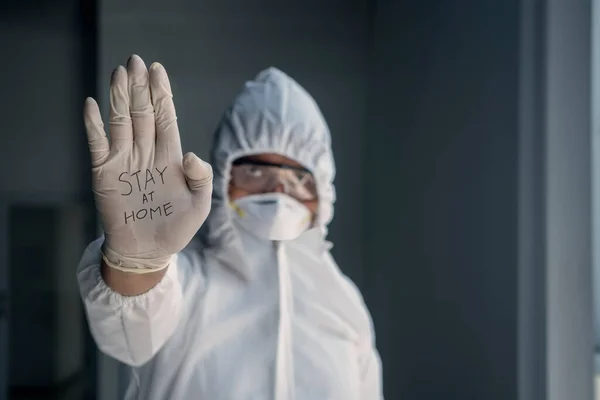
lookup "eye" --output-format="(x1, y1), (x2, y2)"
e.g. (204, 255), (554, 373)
(294, 171), (310, 182)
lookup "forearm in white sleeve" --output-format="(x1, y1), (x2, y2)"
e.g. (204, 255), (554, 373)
(77, 237), (190, 367)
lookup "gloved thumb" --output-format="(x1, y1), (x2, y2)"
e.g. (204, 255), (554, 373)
(182, 152), (213, 194)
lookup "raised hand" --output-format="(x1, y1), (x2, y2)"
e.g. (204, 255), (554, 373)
(84, 55), (212, 273)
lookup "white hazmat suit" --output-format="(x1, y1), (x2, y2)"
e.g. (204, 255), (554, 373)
(77, 66), (383, 399)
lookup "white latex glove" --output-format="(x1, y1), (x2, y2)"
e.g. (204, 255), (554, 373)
(83, 55), (213, 273)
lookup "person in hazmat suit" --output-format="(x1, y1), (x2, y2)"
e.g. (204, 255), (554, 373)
(78, 54), (383, 399)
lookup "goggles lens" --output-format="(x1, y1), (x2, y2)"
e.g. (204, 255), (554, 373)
(230, 159), (317, 201)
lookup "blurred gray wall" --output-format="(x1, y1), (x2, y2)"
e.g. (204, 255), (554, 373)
(365, 1), (521, 398)
(0, 1), (88, 198)
(591, 0), (600, 375)
(543, 1), (593, 399)
(364, 1), (593, 400)
(0, 0), (96, 397)
(0, 0), (595, 399)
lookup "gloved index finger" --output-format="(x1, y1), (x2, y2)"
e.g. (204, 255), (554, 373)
(150, 62), (182, 161)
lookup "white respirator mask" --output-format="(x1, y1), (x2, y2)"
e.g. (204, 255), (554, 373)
(231, 193), (313, 241)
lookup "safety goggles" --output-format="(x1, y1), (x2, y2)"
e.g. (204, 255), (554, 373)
(229, 158), (318, 201)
